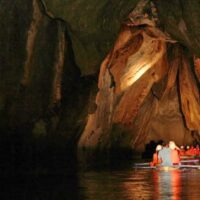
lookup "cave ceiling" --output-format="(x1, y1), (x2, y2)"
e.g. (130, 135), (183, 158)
(43, 0), (200, 74)
(42, 0), (140, 74)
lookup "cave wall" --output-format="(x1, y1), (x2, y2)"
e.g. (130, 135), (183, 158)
(78, 0), (200, 152)
(1, 0), (200, 157)
(0, 0), (95, 150)
(0, 0), (100, 171)
(154, 0), (200, 58)
(144, 86), (193, 149)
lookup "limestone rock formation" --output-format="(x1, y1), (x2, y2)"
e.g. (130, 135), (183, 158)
(0, 0), (89, 149)
(1, 0), (200, 160)
(42, 0), (140, 74)
(78, 0), (200, 152)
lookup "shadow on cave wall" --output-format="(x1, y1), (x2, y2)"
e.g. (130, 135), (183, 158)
(0, 73), (98, 175)
(0, 0), (100, 174)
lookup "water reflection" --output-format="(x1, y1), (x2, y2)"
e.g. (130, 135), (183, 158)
(3, 167), (200, 199)
(154, 170), (181, 200)
(79, 168), (200, 200)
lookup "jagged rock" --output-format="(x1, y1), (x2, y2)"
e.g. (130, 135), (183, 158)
(1, 0), (200, 157)
(0, 0), (87, 145)
(78, 0), (199, 152)
(42, 0), (140, 74)
(154, 0), (200, 57)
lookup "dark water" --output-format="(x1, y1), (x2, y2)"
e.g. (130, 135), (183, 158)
(78, 168), (200, 200)
(1, 134), (199, 199)
(3, 165), (200, 200)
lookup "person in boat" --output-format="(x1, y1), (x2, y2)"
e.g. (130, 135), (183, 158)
(150, 144), (162, 166)
(179, 145), (185, 156)
(158, 142), (173, 166)
(169, 141), (180, 165)
(195, 144), (200, 156)
(185, 145), (192, 156)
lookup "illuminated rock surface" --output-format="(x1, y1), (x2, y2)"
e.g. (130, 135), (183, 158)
(1, 0), (200, 160)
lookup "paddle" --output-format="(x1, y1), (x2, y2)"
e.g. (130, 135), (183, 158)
(133, 166), (156, 169)
(134, 162), (150, 166)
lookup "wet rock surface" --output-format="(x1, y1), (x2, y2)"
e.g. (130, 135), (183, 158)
(1, 0), (200, 162)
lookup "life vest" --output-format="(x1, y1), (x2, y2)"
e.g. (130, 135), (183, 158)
(195, 147), (200, 155)
(185, 148), (194, 156)
(171, 149), (180, 164)
(179, 149), (185, 156)
(150, 152), (160, 166)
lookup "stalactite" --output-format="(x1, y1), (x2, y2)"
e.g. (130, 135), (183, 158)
(194, 56), (200, 82)
(51, 21), (65, 105)
(131, 93), (157, 148)
(21, 0), (43, 86)
(179, 52), (200, 130)
(78, 68), (115, 148)
(161, 46), (180, 99)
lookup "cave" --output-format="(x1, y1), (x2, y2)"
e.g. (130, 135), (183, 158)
(1, 0), (200, 172)
(3, 0), (200, 199)
(78, 1), (200, 153)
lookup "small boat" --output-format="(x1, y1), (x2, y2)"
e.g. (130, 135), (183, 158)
(133, 160), (200, 170)
(157, 165), (200, 171)
(180, 155), (200, 159)
(133, 165), (200, 170)
(134, 159), (199, 166)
